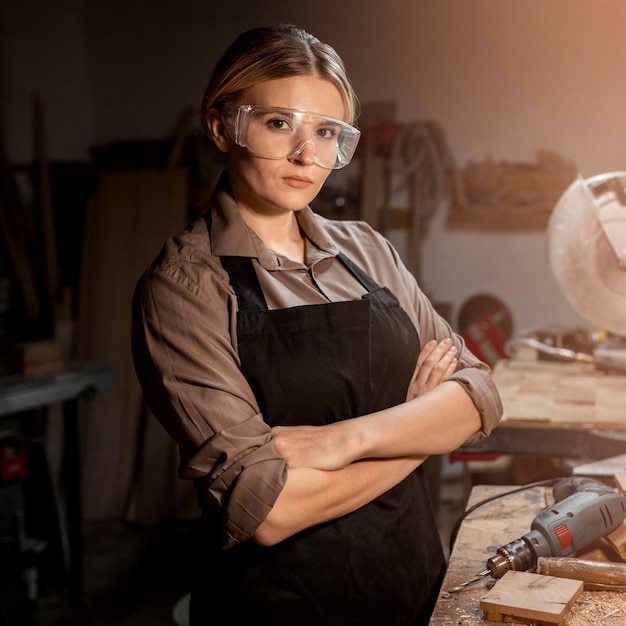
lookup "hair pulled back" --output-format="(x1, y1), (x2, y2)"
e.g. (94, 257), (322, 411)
(201, 24), (359, 133)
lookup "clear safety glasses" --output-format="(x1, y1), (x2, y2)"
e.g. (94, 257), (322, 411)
(222, 104), (361, 170)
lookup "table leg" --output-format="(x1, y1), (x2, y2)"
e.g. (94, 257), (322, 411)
(62, 398), (83, 606)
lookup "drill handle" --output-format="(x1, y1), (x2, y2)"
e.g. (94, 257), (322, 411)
(532, 489), (626, 558)
(552, 476), (614, 502)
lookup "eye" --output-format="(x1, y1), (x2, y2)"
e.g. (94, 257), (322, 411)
(316, 126), (340, 141)
(265, 116), (293, 131)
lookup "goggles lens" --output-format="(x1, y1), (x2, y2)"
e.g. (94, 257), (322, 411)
(223, 105), (361, 170)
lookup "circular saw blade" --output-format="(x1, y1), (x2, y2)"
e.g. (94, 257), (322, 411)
(548, 173), (626, 336)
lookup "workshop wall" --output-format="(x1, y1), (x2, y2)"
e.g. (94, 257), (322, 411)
(1, 0), (623, 520)
(3, 0), (622, 330)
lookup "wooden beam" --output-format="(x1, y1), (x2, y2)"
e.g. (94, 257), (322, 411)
(32, 93), (62, 315)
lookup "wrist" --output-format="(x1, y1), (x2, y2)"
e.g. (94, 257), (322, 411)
(348, 415), (376, 461)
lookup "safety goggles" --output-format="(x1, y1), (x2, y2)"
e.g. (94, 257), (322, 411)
(222, 104), (361, 170)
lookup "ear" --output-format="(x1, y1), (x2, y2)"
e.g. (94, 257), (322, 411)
(206, 108), (230, 153)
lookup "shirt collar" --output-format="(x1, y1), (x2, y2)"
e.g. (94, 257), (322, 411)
(209, 171), (339, 268)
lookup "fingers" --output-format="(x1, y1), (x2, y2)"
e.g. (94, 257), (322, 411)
(415, 339), (438, 368)
(407, 338), (458, 401)
(418, 339), (457, 375)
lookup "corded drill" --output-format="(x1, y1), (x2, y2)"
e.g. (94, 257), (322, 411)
(449, 476), (626, 592)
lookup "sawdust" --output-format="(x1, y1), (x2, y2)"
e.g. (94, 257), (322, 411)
(566, 590), (626, 625)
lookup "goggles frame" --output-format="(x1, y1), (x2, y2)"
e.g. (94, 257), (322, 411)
(222, 104), (361, 170)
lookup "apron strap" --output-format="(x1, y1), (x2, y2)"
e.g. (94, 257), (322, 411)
(203, 210), (269, 311)
(220, 255), (269, 311)
(336, 252), (381, 293)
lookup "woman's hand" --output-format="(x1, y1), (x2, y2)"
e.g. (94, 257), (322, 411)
(272, 421), (356, 470)
(405, 339), (457, 401)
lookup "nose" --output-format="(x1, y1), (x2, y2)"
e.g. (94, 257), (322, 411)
(288, 140), (317, 165)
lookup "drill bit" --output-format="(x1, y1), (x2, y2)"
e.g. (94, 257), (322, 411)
(447, 569), (491, 593)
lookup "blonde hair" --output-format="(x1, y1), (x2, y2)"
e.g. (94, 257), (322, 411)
(201, 24), (359, 132)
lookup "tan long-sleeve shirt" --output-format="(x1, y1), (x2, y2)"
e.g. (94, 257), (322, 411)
(131, 177), (503, 548)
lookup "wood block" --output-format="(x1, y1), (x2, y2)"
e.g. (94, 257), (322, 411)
(8, 339), (65, 376)
(607, 523), (626, 560)
(480, 570), (583, 625)
(614, 473), (626, 495)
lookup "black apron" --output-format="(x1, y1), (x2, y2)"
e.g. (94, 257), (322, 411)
(190, 231), (445, 626)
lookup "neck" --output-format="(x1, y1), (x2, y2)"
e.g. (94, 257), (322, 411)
(240, 208), (306, 263)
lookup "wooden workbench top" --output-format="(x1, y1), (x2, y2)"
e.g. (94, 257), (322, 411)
(429, 485), (626, 625)
(492, 358), (625, 429)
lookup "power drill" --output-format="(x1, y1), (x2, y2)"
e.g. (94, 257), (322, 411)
(448, 476), (626, 592)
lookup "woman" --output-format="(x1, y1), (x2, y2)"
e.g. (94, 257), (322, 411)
(132, 23), (502, 625)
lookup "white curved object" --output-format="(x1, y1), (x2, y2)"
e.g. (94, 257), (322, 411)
(547, 172), (626, 336)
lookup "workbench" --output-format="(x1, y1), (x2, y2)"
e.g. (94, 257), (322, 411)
(461, 358), (626, 460)
(0, 363), (115, 605)
(430, 484), (626, 625)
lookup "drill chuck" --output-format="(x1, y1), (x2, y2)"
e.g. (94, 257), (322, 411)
(487, 536), (537, 578)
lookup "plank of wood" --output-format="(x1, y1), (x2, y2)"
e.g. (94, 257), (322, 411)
(480, 570), (583, 625)
(0, 143), (41, 323)
(0, 194), (40, 323)
(76, 170), (189, 521)
(32, 94), (62, 313)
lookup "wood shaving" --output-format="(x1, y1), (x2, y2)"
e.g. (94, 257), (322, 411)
(565, 591), (626, 625)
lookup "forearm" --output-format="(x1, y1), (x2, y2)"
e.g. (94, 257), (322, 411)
(272, 380), (481, 471)
(253, 455), (425, 546)
(356, 380), (481, 460)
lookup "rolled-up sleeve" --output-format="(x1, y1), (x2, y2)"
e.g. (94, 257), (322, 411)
(131, 239), (287, 549)
(185, 416), (287, 548)
(447, 366), (503, 444)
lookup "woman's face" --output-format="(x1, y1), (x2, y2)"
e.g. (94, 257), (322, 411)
(222, 75), (346, 217)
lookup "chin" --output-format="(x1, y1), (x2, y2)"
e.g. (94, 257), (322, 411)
(279, 190), (321, 210)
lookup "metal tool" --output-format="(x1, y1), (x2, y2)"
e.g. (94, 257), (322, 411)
(448, 476), (626, 593)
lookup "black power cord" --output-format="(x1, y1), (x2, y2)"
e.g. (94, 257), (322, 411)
(448, 477), (563, 554)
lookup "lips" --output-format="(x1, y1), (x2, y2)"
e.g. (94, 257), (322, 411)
(283, 175), (314, 189)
